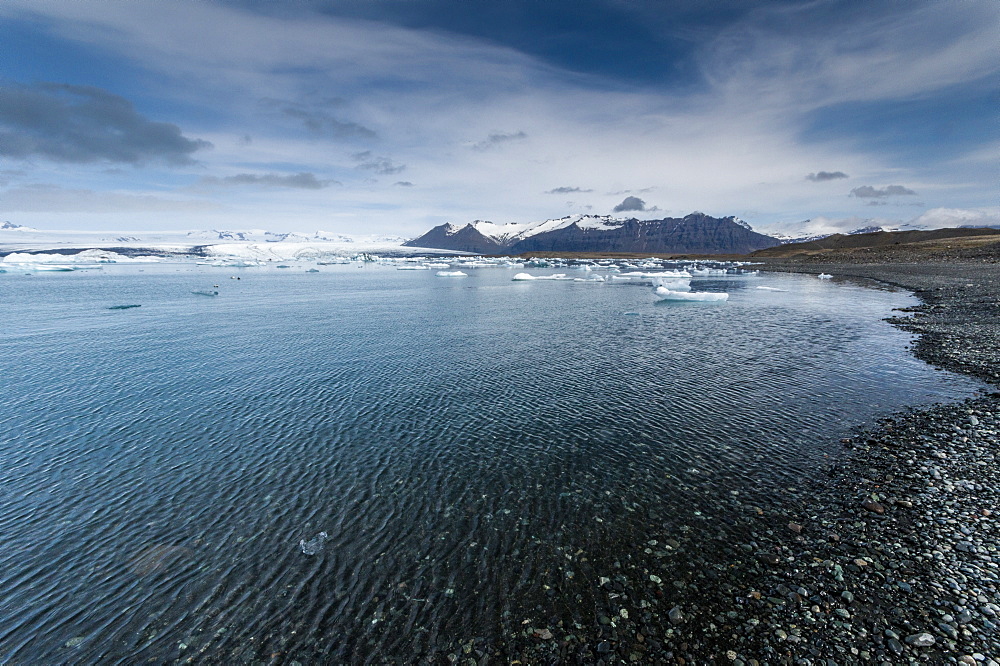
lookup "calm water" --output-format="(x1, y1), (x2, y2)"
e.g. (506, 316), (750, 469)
(0, 262), (983, 663)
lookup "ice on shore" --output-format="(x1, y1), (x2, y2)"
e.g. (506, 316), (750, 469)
(654, 286), (728, 302)
(436, 270), (468, 277)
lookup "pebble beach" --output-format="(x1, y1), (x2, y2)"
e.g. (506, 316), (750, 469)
(493, 259), (999, 665)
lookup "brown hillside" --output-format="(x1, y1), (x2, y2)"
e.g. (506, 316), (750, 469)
(753, 227), (1000, 259)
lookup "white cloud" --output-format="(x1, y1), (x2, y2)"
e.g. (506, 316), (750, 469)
(0, 0), (996, 234)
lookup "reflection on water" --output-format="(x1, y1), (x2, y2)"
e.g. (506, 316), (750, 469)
(0, 264), (981, 662)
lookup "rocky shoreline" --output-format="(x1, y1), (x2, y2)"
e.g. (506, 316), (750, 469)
(487, 261), (998, 665)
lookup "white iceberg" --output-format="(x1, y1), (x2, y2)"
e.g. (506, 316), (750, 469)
(512, 272), (572, 281)
(818, 273), (833, 279)
(397, 264), (429, 270)
(436, 270), (468, 277)
(654, 286), (728, 302)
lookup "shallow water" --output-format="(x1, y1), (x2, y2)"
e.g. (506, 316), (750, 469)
(0, 263), (983, 662)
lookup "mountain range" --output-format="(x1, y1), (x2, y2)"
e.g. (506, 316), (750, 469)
(404, 213), (785, 255)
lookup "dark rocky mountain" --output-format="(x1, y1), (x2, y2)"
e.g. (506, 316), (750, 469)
(405, 213), (782, 255)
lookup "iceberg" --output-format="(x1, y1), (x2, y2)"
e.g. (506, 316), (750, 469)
(436, 270), (468, 277)
(512, 273), (571, 281)
(396, 264), (429, 270)
(818, 273), (833, 279)
(654, 286), (728, 302)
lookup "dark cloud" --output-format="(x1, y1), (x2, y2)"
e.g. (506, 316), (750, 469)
(260, 98), (377, 140)
(473, 131), (527, 151)
(806, 171), (848, 182)
(352, 151), (405, 175)
(393, 181), (414, 187)
(851, 184), (917, 198)
(546, 186), (593, 194)
(200, 172), (338, 189)
(0, 82), (210, 165)
(613, 196), (646, 212)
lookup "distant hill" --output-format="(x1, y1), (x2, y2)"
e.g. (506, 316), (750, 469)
(404, 213), (782, 255)
(752, 227), (1000, 258)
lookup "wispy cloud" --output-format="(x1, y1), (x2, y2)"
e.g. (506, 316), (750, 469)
(851, 185), (917, 198)
(546, 186), (593, 194)
(260, 98), (376, 140)
(806, 171), (848, 182)
(472, 131), (527, 151)
(199, 172), (338, 189)
(352, 151), (405, 175)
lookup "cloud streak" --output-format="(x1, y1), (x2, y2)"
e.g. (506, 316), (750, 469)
(0, 82), (210, 165)
(472, 131), (527, 151)
(352, 151), (405, 175)
(199, 172), (338, 189)
(546, 186), (593, 194)
(806, 171), (848, 182)
(851, 185), (917, 198)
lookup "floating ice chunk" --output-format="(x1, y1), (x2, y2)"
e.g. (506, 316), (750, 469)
(650, 276), (692, 292)
(425, 262), (451, 269)
(817, 273), (833, 279)
(513, 272), (571, 281)
(573, 275), (606, 282)
(755, 286), (786, 292)
(397, 264), (429, 270)
(299, 531), (329, 555)
(436, 270), (468, 277)
(654, 286), (728, 302)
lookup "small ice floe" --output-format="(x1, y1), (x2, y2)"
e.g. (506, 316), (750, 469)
(755, 286), (786, 292)
(817, 273), (833, 279)
(512, 272), (571, 281)
(300, 531), (329, 555)
(573, 275), (606, 282)
(436, 270), (468, 277)
(397, 264), (429, 270)
(425, 262), (451, 269)
(654, 286), (728, 302)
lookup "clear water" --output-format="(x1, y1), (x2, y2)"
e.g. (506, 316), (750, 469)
(0, 263), (982, 663)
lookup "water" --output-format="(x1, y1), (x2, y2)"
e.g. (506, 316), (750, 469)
(0, 263), (983, 663)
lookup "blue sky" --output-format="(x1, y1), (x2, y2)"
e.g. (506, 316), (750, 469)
(0, 0), (997, 236)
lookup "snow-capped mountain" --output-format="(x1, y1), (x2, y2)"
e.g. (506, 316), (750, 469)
(404, 213), (781, 255)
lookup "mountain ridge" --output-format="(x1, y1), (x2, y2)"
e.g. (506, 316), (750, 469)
(404, 213), (781, 255)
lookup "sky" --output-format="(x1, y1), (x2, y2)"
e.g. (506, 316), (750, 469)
(0, 0), (997, 237)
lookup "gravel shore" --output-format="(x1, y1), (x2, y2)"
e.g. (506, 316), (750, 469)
(488, 260), (999, 665)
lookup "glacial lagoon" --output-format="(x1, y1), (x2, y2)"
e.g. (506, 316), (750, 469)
(0, 260), (984, 662)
